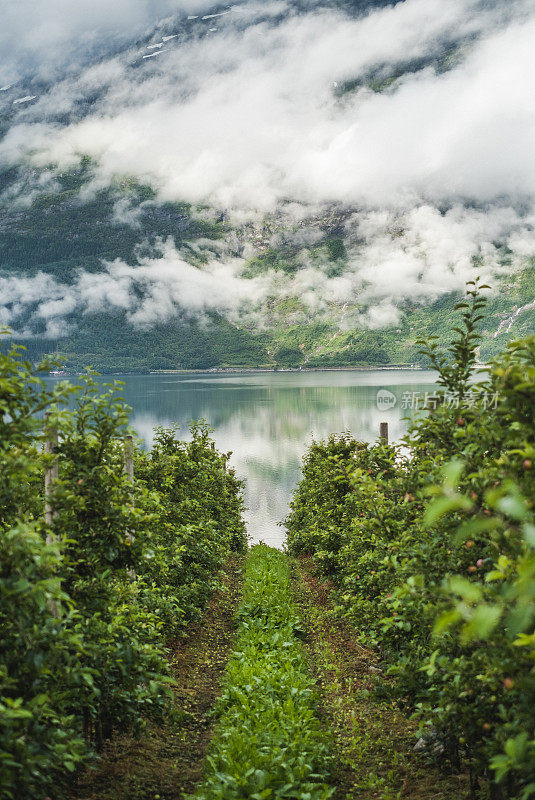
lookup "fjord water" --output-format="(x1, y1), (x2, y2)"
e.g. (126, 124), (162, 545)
(51, 370), (437, 547)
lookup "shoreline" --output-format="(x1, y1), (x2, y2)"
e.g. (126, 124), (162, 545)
(45, 364), (425, 377)
(147, 364), (423, 375)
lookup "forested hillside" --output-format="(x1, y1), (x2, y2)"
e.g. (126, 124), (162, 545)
(1, 160), (533, 370)
(1, 0), (534, 371)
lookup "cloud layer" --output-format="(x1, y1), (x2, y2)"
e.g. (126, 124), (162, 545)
(2, 201), (534, 337)
(4, 0), (533, 209)
(0, 0), (219, 84)
(0, 239), (269, 336)
(2, 0), (535, 332)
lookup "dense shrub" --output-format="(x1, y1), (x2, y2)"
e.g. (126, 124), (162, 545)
(0, 342), (247, 798)
(134, 422), (248, 634)
(0, 525), (87, 800)
(286, 283), (535, 799)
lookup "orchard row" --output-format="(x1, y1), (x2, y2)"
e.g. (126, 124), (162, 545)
(0, 344), (247, 800)
(286, 283), (535, 799)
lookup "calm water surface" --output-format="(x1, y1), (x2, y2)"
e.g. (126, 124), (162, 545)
(49, 370), (437, 547)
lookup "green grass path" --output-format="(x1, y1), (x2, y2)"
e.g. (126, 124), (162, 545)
(191, 544), (333, 800)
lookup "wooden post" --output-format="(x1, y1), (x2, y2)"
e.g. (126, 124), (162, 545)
(44, 413), (59, 541)
(44, 413), (60, 616)
(124, 435), (134, 480)
(379, 422), (389, 444)
(124, 436), (135, 575)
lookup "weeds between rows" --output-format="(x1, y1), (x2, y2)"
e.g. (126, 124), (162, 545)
(192, 545), (334, 800)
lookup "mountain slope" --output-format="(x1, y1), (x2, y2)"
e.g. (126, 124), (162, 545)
(1, 0), (534, 370)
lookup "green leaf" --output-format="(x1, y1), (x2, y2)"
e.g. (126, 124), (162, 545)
(461, 604), (502, 641)
(447, 576), (483, 603)
(497, 494), (529, 522)
(523, 524), (535, 547)
(425, 494), (472, 526)
(433, 609), (462, 635)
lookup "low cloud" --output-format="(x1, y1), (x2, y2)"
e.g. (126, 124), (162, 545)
(348, 203), (532, 300)
(0, 0), (219, 84)
(0, 240), (268, 336)
(2, 202), (534, 337)
(1, 0), (535, 332)
(4, 0), (533, 212)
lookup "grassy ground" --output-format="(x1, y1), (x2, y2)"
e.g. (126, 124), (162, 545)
(68, 555), (244, 800)
(191, 544), (333, 799)
(292, 556), (471, 800)
(66, 549), (473, 799)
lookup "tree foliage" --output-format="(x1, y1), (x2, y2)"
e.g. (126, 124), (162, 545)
(0, 340), (247, 799)
(286, 283), (535, 799)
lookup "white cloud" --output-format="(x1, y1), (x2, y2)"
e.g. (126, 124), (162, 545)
(0, 240), (269, 334)
(347, 203), (527, 301)
(2, 0), (535, 330)
(0, 0), (219, 83)
(2, 201), (533, 337)
(5, 0), (532, 215)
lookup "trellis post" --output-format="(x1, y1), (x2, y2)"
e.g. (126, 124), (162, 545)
(44, 413), (60, 616)
(124, 436), (135, 574)
(44, 413), (59, 542)
(124, 435), (134, 480)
